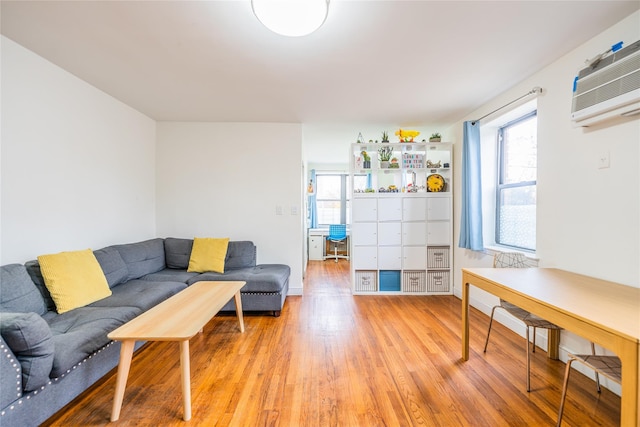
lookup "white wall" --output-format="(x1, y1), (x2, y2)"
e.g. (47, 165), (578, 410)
(451, 9), (640, 294)
(1, 36), (157, 264)
(448, 11), (640, 393)
(155, 122), (304, 294)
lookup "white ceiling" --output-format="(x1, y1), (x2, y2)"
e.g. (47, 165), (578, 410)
(2, 1), (639, 127)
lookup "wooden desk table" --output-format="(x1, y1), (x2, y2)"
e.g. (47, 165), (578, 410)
(461, 268), (640, 426)
(108, 280), (246, 422)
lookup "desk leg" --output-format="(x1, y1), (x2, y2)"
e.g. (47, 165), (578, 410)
(180, 340), (191, 421)
(234, 291), (245, 333)
(619, 340), (639, 426)
(547, 329), (560, 360)
(111, 340), (135, 422)
(462, 278), (470, 361)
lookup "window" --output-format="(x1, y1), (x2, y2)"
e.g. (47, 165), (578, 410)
(316, 174), (348, 225)
(495, 111), (537, 251)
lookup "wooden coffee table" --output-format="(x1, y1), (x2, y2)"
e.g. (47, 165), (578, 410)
(107, 280), (246, 422)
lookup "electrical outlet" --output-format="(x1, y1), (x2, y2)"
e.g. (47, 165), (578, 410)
(290, 206), (298, 215)
(597, 151), (610, 169)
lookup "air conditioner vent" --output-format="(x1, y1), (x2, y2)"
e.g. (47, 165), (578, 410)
(573, 70), (640, 111)
(575, 55), (640, 95)
(571, 40), (640, 126)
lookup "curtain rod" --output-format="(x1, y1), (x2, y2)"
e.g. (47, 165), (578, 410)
(471, 86), (542, 125)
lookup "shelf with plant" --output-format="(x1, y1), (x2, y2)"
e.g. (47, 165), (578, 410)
(378, 146), (393, 168)
(357, 149), (372, 169)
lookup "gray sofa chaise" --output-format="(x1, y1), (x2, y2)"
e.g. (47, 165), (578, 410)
(0, 238), (290, 426)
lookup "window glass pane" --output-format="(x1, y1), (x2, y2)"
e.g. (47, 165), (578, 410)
(497, 185), (536, 250)
(496, 111), (537, 251)
(316, 175), (341, 199)
(353, 175), (368, 193)
(317, 200), (341, 225)
(502, 115), (537, 184)
(314, 173), (354, 226)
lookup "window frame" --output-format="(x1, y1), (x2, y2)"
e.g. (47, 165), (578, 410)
(495, 110), (537, 251)
(315, 173), (348, 226)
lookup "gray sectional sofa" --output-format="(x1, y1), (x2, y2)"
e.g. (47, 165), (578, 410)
(0, 237), (290, 426)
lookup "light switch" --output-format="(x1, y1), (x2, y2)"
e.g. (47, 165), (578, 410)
(276, 205), (283, 215)
(597, 151), (610, 169)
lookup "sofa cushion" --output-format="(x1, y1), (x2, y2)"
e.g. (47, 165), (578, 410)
(189, 264), (290, 293)
(164, 238), (193, 269)
(164, 239), (256, 270)
(25, 260), (56, 312)
(43, 305), (140, 377)
(0, 312), (54, 392)
(113, 238), (166, 281)
(93, 246), (129, 288)
(225, 241), (257, 270)
(0, 264), (47, 315)
(141, 269), (200, 284)
(38, 249), (112, 314)
(188, 237), (229, 273)
(88, 280), (187, 312)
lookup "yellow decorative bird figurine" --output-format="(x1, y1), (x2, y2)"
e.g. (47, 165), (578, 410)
(395, 129), (420, 142)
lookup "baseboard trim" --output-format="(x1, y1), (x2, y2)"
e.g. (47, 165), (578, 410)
(287, 286), (303, 296)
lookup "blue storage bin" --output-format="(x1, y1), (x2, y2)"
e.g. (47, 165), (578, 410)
(379, 270), (401, 291)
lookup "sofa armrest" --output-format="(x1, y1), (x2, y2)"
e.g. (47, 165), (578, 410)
(0, 312), (54, 392)
(0, 335), (22, 409)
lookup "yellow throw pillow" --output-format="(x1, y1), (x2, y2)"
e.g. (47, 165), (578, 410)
(37, 249), (112, 314)
(187, 237), (230, 273)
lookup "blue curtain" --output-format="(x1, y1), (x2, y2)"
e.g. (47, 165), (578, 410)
(308, 169), (318, 228)
(458, 121), (484, 250)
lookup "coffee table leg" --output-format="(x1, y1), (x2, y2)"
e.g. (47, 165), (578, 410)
(234, 291), (245, 333)
(111, 340), (135, 422)
(180, 340), (191, 421)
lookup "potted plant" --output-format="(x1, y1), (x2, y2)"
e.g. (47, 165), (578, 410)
(361, 150), (371, 169)
(429, 132), (442, 142)
(381, 131), (389, 143)
(378, 146), (392, 168)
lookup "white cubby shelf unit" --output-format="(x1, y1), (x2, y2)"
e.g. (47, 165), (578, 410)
(349, 142), (453, 295)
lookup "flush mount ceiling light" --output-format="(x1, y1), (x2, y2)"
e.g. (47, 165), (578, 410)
(251, 0), (329, 37)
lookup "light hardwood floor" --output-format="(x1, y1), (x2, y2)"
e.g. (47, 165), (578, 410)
(44, 260), (619, 426)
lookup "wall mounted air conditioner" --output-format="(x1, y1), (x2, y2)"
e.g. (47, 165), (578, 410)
(571, 40), (640, 127)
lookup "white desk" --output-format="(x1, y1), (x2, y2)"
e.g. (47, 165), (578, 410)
(308, 228), (350, 260)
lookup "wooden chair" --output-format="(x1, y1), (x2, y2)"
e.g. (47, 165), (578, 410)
(483, 252), (562, 392)
(556, 343), (621, 426)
